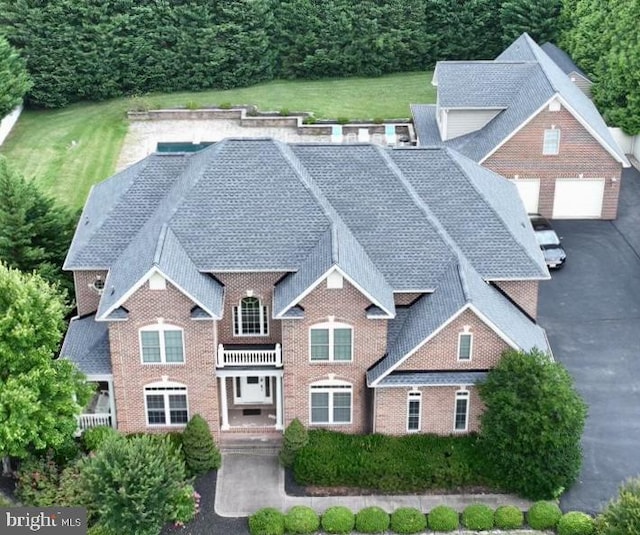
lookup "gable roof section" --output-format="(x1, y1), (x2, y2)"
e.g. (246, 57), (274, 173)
(540, 42), (590, 80)
(60, 314), (111, 377)
(367, 259), (549, 386)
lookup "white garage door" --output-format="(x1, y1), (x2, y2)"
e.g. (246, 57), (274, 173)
(512, 179), (540, 214)
(552, 179), (605, 219)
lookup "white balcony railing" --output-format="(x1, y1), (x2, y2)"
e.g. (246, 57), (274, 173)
(77, 413), (112, 432)
(217, 343), (282, 368)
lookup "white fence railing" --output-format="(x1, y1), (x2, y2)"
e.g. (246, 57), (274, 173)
(77, 413), (112, 432)
(217, 343), (282, 367)
(608, 127), (640, 161)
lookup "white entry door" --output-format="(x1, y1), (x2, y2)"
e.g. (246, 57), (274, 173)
(553, 179), (605, 218)
(234, 376), (272, 404)
(512, 179), (540, 214)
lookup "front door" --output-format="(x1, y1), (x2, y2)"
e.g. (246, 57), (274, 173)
(234, 376), (272, 404)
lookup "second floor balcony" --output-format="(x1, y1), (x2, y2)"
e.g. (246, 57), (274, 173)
(217, 343), (282, 368)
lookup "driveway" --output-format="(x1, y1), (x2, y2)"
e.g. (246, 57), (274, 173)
(538, 165), (640, 513)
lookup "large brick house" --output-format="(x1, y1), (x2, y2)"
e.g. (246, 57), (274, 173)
(412, 33), (629, 220)
(61, 138), (550, 441)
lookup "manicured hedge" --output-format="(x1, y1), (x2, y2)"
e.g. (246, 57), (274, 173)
(557, 511), (595, 535)
(321, 506), (355, 534)
(389, 507), (427, 534)
(249, 508), (285, 535)
(528, 501), (563, 530)
(354, 506), (389, 533)
(285, 506), (320, 535)
(461, 504), (494, 530)
(427, 505), (459, 532)
(494, 505), (524, 529)
(294, 430), (483, 493)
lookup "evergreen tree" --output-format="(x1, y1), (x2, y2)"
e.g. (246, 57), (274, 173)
(0, 36), (31, 118)
(500, 0), (563, 45)
(181, 414), (221, 476)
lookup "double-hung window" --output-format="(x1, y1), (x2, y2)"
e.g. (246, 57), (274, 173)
(140, 324), (184, 363)
(233, 297), (269, 336)
(407, 391), (422, 432)
(309, 322), (353, 362)
(310, 382), (352, 424)
(144, 383), (189, 426)
(543, 128), (561, 155)
(454, 390), (470, 431)
(457, 333), (473, 361)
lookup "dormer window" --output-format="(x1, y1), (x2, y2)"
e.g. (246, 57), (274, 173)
(233, 297), (269, 336)
(90, 277), (105, 294)
(543, 128), (561, 155)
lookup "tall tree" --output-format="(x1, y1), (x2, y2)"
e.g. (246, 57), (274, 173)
(0, 157), (77, 296)
(0, 35), (31, 118)
(500, 0), (563, 45)
(478, 349), (587, 499)
(0, 263), (92, 472)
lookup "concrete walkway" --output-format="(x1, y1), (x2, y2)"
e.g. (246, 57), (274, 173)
(214, 453), (533, 518)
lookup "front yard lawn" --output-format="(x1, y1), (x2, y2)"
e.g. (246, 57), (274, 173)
(293, 430), (490, 493)
(1, 71), (433, 210)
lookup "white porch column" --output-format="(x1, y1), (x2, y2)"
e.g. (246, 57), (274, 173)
(107, 379), (117, 429)
(275, 375), (284, 431)
(219, 377), (230, 431)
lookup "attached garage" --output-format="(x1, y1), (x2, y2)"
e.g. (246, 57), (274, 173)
(512, 179), (540, 214)
(552, 178), (605, 219)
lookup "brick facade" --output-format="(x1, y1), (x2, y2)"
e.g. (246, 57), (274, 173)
(74, 270), (107, 316)
(484, 106), (622, 220)
(493, 280), (539, 319)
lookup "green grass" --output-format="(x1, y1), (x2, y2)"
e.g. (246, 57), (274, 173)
(0, 72), (434, 209)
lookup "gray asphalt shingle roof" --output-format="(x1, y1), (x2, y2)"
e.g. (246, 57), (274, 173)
(60, 315), (111, 376)
(412, 33), (628, 166)
(378, 371), (488, 387)
(540, 42), (589, 80)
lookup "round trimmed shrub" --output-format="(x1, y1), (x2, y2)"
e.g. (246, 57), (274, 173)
(557, 511), (595, 535)
(462, 504), (494, 531)
(427, 505), (459, 532)
(321, 506), (355, 534)
(527, 501), (562, 530)
(494, 505), (524, 529)
(355, 506), (390, 533)
(248, 507), (285, 535)
(83, 426), (120, 452)
(389, 507), (427, 534)
(285, 506), (320, 534)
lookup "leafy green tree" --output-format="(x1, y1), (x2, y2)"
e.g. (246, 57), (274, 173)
(0, 263), (92, 472)
(500, 0), (563, 45)
(0, 36), (31, 118)
(0, 157), (77, 296)
(181, 414), (221, 476)
(81, 434), (187, 535)
(477, 348), (587, 499)
(596, 478), (640, 535)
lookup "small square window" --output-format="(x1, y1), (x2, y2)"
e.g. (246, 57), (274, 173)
(543, 129), (560, 155)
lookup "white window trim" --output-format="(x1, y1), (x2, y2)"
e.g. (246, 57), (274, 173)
(309, 321), (354, 363)
(233, 297), (269, 337)
(406, 391), (422, 433)
(457, 332), (473, 361)
(139, 323), (185, 364)
(309, 380), (352, 425)
(543, 128), (561, 155)
(454, 390), (470, 432)
(144, 383), (189, 427)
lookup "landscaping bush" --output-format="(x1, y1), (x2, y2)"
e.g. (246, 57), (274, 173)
(293, 430), (481, 493)
(427, 505), (459, 532)
(461, 504), (494, 531)
(86, 525), (116, 535)
(321, 506), (355, 534)
(279, 418), (309, 468)
(494, 505), (524, 529)
(181, 414), (221, 476)
(597, 477), (640, 535)
(15, 452), (62, 506)
(389, 507), (427, 534)
(284, 505), (319, 534)
(527, 501), (562, 530)
(81, 434), (187, 535)
(82, 426), (120, 452)
(557, 511), (595, 535)
(168, 484), (199, 527)
(248, 507), (285, 535)
(355, 506), (390, 533)
(55, 460), (91, 509)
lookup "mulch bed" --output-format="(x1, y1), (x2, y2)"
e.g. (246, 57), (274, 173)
(161, 471), (249, 535)
(0, 475), (17, 500)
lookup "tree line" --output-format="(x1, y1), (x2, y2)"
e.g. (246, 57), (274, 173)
(0, 0), (562, 109)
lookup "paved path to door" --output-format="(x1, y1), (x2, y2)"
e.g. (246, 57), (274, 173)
(214, 453), (533, 518)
